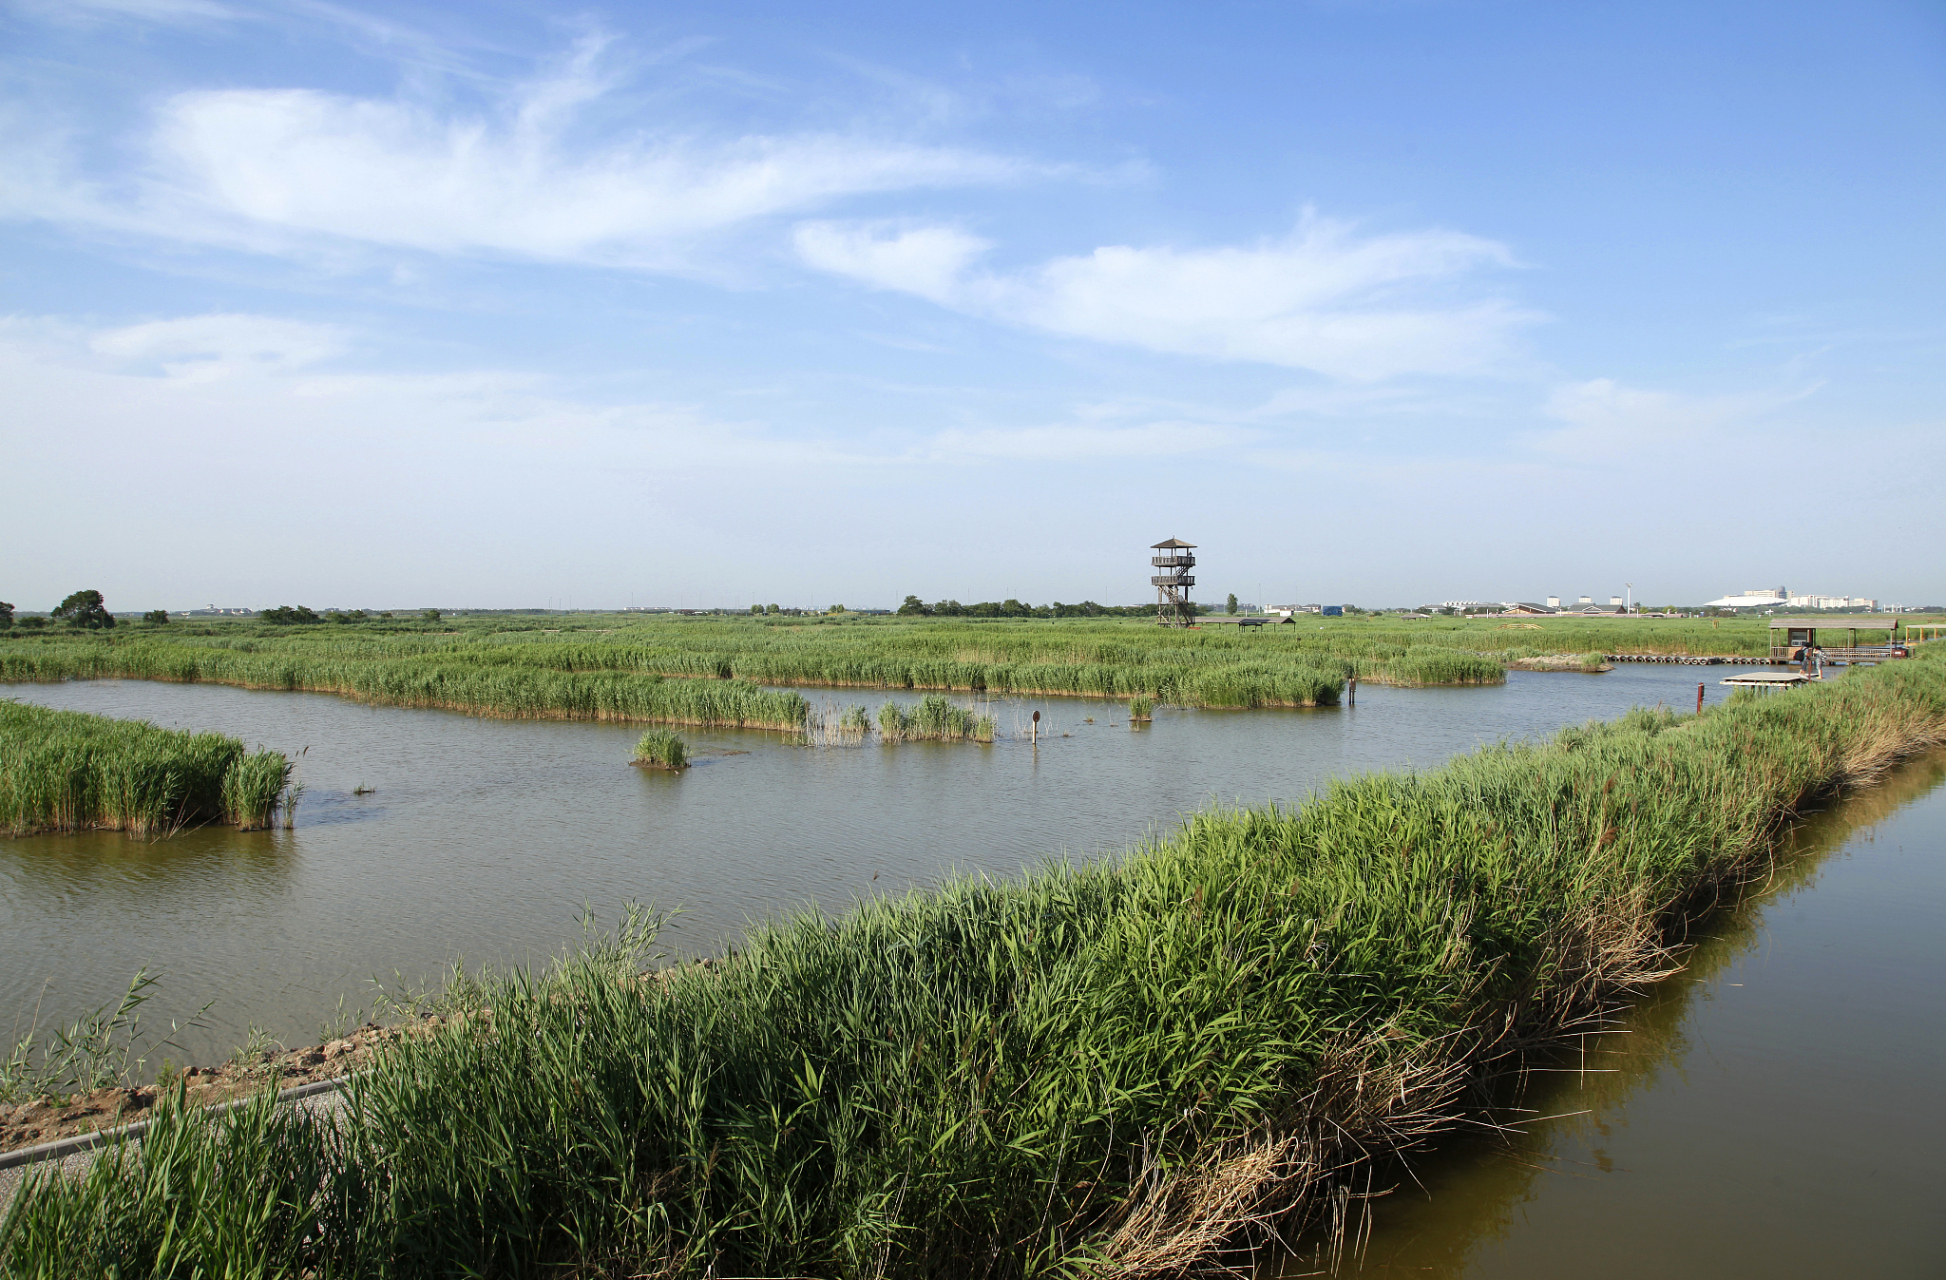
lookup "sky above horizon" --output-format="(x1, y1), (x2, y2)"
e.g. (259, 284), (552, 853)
(3, 0), (1943, 611)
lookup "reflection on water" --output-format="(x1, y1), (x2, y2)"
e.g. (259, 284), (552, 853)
(0, 663), (1791, 1065)
(1281, 750), (1946, 1280)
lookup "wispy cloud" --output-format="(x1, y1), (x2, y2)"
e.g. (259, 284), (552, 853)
(89, 313), (351, 379)
(794, 214), (1537, 380)
(3, 35), (1034, 271)
(925, 419), (1256, 462)
(14, 0), (243, 26)
(1533, 377), (1818, 461)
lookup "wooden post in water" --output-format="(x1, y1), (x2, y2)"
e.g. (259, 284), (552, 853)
(1348, 674), (1356, 707)
(1031, 709), (1039, 745)
(1697, 682), (1705, 714)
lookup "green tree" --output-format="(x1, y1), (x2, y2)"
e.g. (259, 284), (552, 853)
(897, 595), (930, 616)
(827, 603), (846, 615)
(750, 604), (763, 615)
(422, 608), (443, 623)
(143, 609), (170, 625)
(52, 589), (115, 629)
(767, 603), (780, 615)
(17, 616), (46, 630)
(1226, 593), (1238, 615)
(0, 600), (12, 630)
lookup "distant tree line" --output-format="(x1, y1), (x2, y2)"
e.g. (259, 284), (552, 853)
(264, 606), (431, 625)
(896, 596), (1194, 619)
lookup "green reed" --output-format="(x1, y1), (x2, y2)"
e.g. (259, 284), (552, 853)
(0, 702), (293, 837)
(10, 652), (1940, 1276)
(633, 729), (690, 770)
(0, 614), (1790, 710)
(878, 694), (992, 742)
(1358, 647), (1505, 686)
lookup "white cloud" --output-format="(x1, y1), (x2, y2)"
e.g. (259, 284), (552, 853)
(926, 419), (1256, 462)
(89, 314), (350, 381)
(794, 215), (1537, 380)
(7, 38), (1030, 270)
(1534, 377), (1816, 460)
(794, 221), (989, 303)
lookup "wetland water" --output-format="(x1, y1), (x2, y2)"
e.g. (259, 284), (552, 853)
(0, 665), (1895, 1064)
(1285, 747), (1946, 1278)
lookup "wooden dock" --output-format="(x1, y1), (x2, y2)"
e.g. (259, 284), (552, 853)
(1721, 671), (1811, 690)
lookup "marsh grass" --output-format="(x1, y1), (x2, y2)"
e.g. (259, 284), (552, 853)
(3, 614), (1779, 711)
(632, 729), (690, 770)
(1129, 694), (1155, 721)
(0, 702), (293, 838)
(1359, 647), (1505, 687)
(12, 654), (1942, 1275)
(0, 970), (206, 1105)
(879, 694), (994, 742)
(0, 644), (808, 731)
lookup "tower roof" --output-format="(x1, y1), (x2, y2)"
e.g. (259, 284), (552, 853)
(1151, 537), (1196, 549)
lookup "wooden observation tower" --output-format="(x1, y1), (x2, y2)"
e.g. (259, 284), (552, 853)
(1151, 538), (1197, 626)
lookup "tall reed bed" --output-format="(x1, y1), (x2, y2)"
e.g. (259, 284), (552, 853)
(0, 702), (293, 836)
(0, 643), (808, 731)
(1357, 647), (1505, 686)
(10, 655), (1942, 1275)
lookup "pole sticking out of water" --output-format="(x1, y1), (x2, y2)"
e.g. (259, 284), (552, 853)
(1697, 682), (1705, 715)
(1031, 710), (1040, 745)
(1348, 675), (1356, 708)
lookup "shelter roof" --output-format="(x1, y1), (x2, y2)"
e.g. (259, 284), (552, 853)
(1151, 538), (1196, 549)
(1766, 616), (1895, 628)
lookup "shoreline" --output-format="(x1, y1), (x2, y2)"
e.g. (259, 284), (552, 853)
(8, 653), (1940, 1273)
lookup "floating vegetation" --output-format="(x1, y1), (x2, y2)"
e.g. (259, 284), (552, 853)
(1129, 694), (1155, 721)
(0, 702), (294, 837)
(632, 729), (689, 771)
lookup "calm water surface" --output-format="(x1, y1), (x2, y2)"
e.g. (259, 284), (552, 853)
(0, 664), (1837, 1064)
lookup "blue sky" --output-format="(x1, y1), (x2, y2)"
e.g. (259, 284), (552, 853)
(3, 0), (1942, 610)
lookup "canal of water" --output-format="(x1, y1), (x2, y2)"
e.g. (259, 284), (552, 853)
(1280, 746), (1946, 1278)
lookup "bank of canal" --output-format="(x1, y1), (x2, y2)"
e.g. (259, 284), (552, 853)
(1283, 748), (1946, 1278)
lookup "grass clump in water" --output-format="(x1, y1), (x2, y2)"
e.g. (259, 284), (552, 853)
(632, 728), (689, 770)
(880, 694), (992, 742)
(0, 702), (294, 837)
(1129, 694), (1155, 721)
(838, 704), (872, 740)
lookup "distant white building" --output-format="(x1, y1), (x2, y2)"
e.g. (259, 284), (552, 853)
(1703, 586), (1791, 609)
(1787, 593), (1879, 611)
